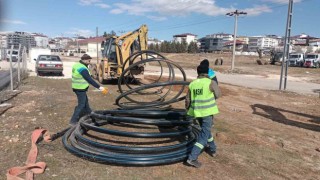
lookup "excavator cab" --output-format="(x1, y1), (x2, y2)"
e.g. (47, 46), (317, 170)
(91, 24), (148, 83)
(101, 38), (117, 64)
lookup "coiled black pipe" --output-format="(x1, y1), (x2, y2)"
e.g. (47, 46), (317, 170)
(118, 58), (187, 108)
(63, 51), (197, 166)
(62, 112), (200, 165)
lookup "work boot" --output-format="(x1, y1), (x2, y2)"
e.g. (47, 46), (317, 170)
(206, 150), (217, 157)
(186, 159), (202, 168)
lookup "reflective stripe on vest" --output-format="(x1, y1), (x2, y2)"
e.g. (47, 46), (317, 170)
(208, 137), (214, 142)
(72, 62), (89, 90)
(187, 78), (219, 117)
(190, 103), (216, 110)
(195, 142), (204, 150)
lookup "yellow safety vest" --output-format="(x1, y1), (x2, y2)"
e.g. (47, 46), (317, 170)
(187, 78), (219, 117)
(72, 62), (89, 90)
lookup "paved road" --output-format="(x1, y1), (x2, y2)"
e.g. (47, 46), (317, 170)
(0, 68), (16, 90)
(145, 65), (320, 96)
(2, 59), (319, 96)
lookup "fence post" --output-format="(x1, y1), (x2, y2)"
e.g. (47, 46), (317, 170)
(9, 45), (14, 91)
(22, 46), (26, 76)
(17, 44), (21, 83)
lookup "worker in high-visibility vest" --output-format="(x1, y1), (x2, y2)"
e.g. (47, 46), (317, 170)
(69, 54), (108, 126)
(185, 63), (221, 168)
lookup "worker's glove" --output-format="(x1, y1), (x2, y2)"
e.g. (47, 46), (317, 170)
(99, 87), (108, 95)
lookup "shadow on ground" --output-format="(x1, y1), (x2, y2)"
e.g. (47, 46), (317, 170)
(251, 104), (320, 132)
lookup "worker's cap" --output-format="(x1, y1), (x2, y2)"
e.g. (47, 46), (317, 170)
(81, 54), (92, 60)
(197, 64), (208, 75)
(200, 59), (209, 67)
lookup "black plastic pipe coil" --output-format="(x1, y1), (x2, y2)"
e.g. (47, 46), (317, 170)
(62, 51), (198, 166)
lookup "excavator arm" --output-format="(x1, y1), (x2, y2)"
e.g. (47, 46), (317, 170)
(115, 24), (148, 71)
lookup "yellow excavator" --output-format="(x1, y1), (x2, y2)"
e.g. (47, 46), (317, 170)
(89, 24), (148, 83)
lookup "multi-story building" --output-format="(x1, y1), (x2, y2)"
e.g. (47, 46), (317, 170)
(77, 36), (105, 57)
(237, 36), (249, 45)
(148, 37), (162, 45)
(173, 33), (197, 44)
(199, 33), (234, 52)
(309, 39), (320, 47)
(291, 33), (318, 46)
(52, 37), (73, 50)
(206, 33), (233, 40)
(0, 31), (36, 50)
(0, 32), (8, 48)
(248, 36), (279, 51)
(32, 33), (49, 48)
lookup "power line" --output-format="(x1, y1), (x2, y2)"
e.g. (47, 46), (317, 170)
(149, 0), (313, 32)
(99, 0), (314, 35)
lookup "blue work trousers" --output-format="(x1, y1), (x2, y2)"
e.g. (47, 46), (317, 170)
(69, 91), (92, 125)
(188, 115), (216, 161)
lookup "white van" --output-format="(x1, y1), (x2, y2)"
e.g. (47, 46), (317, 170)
(6, 49), (20, 62)
(304, 53), (320, 68)
(288, 53), (304, 67)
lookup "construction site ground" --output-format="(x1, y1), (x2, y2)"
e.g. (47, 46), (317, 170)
(0, 53), (319, 180)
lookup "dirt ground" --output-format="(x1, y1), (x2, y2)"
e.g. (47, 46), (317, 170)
(0, 53), (320, 180)
(162, 53), (320, 84)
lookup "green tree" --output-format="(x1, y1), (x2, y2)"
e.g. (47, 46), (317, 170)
(188, 41), (199, 53)
(110, 30), (116, 36)
(170, 41), (177, 53)
(181, 40), (188, 53)
(160, 41), (168, 53)
(148, 43), (155, 51)
(155, 43), (160, 52)
(103, 30), (117, 37)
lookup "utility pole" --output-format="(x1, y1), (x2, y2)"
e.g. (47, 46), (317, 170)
(226, 10), (247, 71)
(279, 0), (293, 90)
(96, 27), (99, 64)
(75, 34), (79, 57)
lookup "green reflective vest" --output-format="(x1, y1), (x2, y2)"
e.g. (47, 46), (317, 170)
(72, 62), (89, 90)
(187, 78), (219, 117)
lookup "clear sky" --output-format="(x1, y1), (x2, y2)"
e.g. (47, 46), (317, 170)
(0, 0), (319, 40)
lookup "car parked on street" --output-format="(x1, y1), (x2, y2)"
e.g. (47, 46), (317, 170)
(34, 55), (63, 76)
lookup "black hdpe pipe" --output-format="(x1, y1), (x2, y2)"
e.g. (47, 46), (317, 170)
(62, 51), (197, 166)
(120, 50), (169, 95)
(63, 112), (199, 166)
(117, 59), (187, 108)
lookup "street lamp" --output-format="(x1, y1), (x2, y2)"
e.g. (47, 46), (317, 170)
(226, 10), (247, 71)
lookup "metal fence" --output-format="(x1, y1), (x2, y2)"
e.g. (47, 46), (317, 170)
(0, 44), (28, 92)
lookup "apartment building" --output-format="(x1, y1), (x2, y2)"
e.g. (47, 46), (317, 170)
(173, 33), (197, 44)
(32, 33), (49, 48)
(248, 36), (279, 51)
(0, 31), (36, 50)
(199, 33), (234, 52)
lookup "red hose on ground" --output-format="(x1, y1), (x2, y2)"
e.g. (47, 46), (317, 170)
(6, 129), (51, 180)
